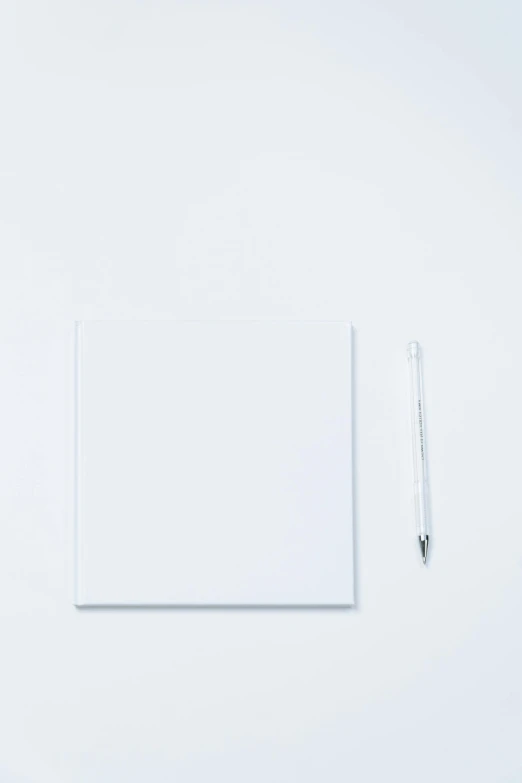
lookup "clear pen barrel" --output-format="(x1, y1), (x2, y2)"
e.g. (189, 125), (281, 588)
(407, 342), (429, 538)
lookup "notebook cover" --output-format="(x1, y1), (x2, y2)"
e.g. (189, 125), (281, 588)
(74, 321), (353, 606)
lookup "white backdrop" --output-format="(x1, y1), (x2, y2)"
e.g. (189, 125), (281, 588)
(1, 2), (521, 781)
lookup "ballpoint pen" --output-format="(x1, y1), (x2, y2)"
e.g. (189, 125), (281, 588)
(407, 341), (430, 564)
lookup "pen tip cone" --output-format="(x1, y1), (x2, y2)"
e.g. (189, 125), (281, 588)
(419, 535), (429, 565)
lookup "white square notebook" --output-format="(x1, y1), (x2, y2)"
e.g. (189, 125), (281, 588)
(74, 321), (353, 606)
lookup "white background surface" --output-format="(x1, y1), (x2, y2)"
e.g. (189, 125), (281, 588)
(0, 1), (521, 781)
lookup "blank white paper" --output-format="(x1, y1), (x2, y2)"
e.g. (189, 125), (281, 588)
(75, 321), (353, 606)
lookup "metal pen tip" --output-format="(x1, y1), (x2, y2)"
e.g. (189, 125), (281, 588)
(419, 535), (429, 564)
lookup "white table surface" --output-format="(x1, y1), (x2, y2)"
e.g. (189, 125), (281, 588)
(1, 2), (521, 781)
